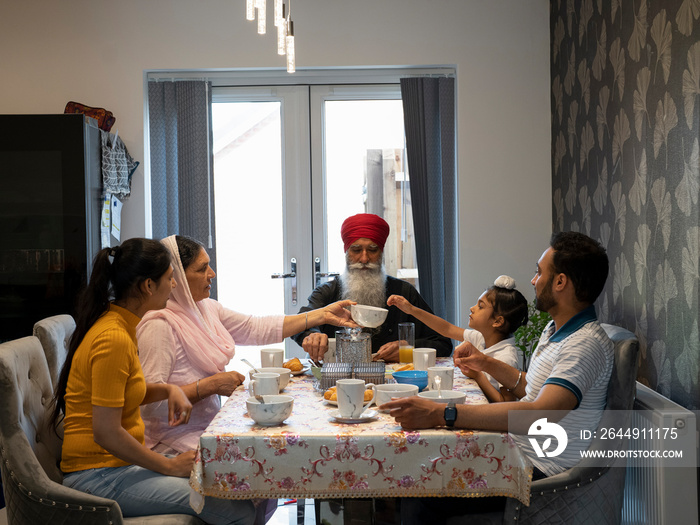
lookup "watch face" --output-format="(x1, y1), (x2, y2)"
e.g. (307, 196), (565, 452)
(444, 406), (457, 427)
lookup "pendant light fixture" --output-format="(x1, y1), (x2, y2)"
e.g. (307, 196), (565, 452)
(245, 0), (297, 73)
(276, 4), (287, 55)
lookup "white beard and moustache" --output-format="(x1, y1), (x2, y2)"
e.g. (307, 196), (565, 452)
(339, 257), (387, 309)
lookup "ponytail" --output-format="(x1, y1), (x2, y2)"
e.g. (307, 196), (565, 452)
(51, 247), (112, 427)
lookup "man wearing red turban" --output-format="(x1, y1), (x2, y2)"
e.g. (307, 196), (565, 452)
(292, 213), (452, 361)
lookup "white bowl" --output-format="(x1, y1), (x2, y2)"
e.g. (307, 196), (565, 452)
(374, 383), (419, 406)
(417, 390), (467, 404)
(248, 367), (291, 391)
(246, 395), (294, 426)
(350, 304), (389, 328)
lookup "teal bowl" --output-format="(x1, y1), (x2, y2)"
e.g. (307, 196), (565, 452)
(392, 370), (429, 391)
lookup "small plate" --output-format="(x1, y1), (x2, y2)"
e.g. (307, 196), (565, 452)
(328, 409), (377, 424)
(290, 366), (310, 376)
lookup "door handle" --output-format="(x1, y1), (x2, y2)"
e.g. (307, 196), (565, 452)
(271, 258), (297, 305)
(314, 257), (339, 288)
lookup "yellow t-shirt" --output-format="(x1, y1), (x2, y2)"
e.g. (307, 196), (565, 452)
(61, 304), (147, 473)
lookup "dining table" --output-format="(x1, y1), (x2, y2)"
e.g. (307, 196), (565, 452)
(188, 358), (533, 511)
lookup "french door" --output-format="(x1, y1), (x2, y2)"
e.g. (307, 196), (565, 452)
(211, 84), (412, 357)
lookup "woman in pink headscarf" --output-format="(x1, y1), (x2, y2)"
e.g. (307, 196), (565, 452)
(136, 235), (356, 454)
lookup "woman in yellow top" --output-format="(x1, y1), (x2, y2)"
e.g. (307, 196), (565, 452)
(51, 238), (255, 524)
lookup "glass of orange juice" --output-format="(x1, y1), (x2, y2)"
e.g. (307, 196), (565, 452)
(398, 322), (415, 364)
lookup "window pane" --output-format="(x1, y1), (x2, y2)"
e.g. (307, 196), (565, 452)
(212, 102), (285, 316)
(324, 100), (417, 288)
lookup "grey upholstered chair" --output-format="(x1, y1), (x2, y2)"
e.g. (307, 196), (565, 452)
(0, 336), (204, 525)
(32, 314), (75, 388)
(445, 323), (640, 525)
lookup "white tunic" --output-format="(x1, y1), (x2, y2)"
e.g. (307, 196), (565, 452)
(462, 328), (519, 390)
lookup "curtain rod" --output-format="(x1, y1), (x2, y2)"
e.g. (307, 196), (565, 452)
(148, 77), (210, 82)
(146, 66), (456, 84)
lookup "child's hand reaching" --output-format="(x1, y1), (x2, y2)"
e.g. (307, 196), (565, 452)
(387, 294), (413, 314)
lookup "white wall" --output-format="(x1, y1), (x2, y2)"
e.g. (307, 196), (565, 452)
(0, 0), (551, 324)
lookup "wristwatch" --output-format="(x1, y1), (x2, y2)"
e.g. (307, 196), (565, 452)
(444, 402), (457, 428)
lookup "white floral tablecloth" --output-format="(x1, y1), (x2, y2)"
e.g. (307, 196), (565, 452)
(189, 359), (532, 505)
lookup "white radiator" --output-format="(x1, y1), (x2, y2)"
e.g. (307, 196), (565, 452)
(621, 382), (698, 525)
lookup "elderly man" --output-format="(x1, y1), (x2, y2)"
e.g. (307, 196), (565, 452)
(292, 213), (452, 362)
(382, 231), (613, 523)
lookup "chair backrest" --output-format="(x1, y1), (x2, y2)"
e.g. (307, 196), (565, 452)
(0, 336), (64, 485)
(600, 323), (640, 413)
(33, 314), (75, 389)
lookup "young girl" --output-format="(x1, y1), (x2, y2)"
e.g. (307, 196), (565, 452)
(51, 238), (255, 524)
(387, 275), (528, 402)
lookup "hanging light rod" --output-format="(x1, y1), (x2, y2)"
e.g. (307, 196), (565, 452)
(245, 0), (297, 73)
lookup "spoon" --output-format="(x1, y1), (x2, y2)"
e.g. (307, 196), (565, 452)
(255, 395), (266, 404)
(241, 358), (261, 374)
(435, 375), (442, 398)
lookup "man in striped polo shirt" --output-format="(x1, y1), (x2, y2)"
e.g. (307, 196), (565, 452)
(381, 232), (613, 522)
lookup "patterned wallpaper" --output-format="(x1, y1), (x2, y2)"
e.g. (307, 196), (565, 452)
(550, 0), (699, 409)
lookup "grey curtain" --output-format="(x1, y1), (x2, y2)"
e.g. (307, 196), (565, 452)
(400, 77), (457, 323)
(148, 80), (218, 297)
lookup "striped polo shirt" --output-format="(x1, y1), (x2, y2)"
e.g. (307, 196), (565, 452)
(511, 306), (613, 476)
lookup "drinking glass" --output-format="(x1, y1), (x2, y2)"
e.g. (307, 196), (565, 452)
(398, 322), (415, 364)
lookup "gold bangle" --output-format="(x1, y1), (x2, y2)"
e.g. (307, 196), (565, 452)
(510, 371), (523, 391)
(195, 379), (202, 401)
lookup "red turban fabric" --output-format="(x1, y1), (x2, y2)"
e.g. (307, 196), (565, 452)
(340, 213), (390, 252)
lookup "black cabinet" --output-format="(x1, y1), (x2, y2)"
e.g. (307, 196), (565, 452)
(0, 114), (104, 341)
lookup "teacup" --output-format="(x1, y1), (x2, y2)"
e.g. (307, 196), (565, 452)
(261, 348), (284, 368)
(248, 367), (290, 391)
(248, 372), (280, 396)
(427, 366), (454, 391)
(374, 383), (419, 408)
(336, 379), (376, 418)
(413, 348), (437, 371)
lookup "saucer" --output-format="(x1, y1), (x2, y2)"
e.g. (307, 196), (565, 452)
(328, 409), (377, 424)
(291, 366), (310, 376)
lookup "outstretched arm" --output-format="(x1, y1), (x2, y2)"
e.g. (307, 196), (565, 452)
(387, 294), (464, 341)
(282, 299), (358, 338)
(381, 383), (578, 432)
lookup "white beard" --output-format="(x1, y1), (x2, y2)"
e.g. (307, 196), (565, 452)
(339, 260), (387, 308)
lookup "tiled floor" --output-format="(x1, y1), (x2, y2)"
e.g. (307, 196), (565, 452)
(267, 499), (317, 525)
